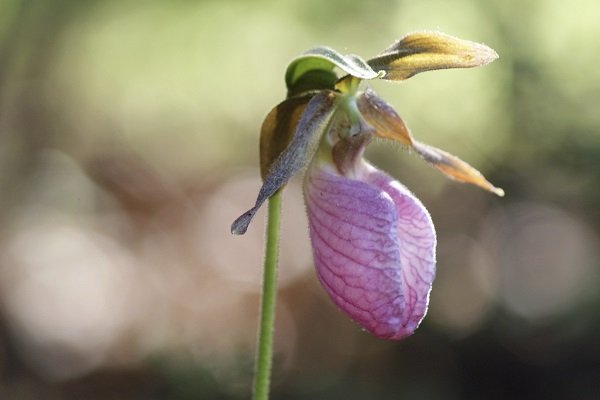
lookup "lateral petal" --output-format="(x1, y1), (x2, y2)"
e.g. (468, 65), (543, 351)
(260, 94), (312, 179)
(357, 89), (504, 196)
(231, 91), (336, 235)
(413, 141), (505, 197)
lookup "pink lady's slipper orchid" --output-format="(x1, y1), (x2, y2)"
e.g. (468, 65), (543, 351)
(232, 32), (503, 340)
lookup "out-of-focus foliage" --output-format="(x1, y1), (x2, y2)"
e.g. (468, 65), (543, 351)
(0, 0), (598, 399)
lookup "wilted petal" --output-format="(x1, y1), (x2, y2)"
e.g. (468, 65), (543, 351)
(304, 161), (436, 339)
(413, 141), (505, 196)
(231, 91), (336, 235)
(368, 31), (499, 81)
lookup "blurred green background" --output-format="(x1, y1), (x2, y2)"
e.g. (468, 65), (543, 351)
(0, 0), (599, 399)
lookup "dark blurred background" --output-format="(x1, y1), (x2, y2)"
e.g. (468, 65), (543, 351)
(0, 0), (599, 399)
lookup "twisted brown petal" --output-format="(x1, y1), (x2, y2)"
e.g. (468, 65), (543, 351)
(357, 89), (504, 196)
(231, 91), (337, 235)
(412, 141), (504, 196)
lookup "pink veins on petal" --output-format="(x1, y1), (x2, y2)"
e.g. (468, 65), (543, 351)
(304, 162), (436, 340)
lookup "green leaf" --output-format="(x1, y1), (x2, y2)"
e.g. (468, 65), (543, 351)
(285, 47), (380, 95)
(368, 31), (499, 81)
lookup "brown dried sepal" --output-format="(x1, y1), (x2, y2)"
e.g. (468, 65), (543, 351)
(368, 31), (499, 81)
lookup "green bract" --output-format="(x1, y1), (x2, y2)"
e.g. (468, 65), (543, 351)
(285, 47), (382, 97)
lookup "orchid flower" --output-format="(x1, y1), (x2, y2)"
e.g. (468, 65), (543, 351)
(232, 31), (502, 340)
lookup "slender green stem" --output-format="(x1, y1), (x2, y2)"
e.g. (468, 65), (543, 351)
(252, 190), (282, 400)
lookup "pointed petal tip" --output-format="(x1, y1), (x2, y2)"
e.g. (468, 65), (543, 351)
(479, 177), (504, 197)
(473, 43), (499, 66)
(492, 186), (505, 197)
(231, 209), (256, 235)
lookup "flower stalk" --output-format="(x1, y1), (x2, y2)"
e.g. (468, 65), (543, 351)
(252, 190), (282, 400)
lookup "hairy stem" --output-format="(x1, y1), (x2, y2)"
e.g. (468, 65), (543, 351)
(252, 190), (282, 400)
